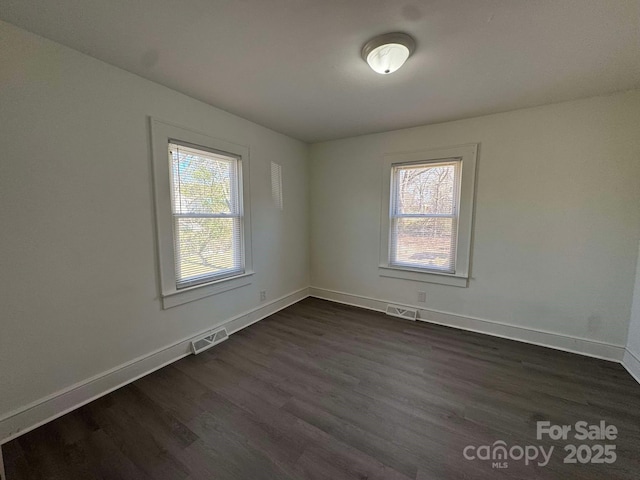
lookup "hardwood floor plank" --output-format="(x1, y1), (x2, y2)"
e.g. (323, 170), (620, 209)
(5, 297), (640, 479)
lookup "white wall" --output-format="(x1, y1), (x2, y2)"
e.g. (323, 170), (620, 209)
(623, 241), (640, 381)
(310, 91), (640, 356)
(0, 21), (309, 430)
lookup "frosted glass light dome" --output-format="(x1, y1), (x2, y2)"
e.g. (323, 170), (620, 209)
(366, 43), (410, 74)
(361, 33), (416, 75)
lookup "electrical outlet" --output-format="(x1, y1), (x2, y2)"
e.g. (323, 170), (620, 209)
(417, 291), (426, 303)
(260, 290), (266, 301)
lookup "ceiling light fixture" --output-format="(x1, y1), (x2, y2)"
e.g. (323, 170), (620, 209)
(361, 32), (416, 75)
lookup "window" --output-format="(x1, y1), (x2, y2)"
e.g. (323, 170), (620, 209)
(380, 144), (477, 287)
(390, 160), (460, 273)
(151, 119), (253, 308)
(169, 143), (244, 288)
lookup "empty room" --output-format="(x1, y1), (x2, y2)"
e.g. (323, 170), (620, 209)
(1, 1), (640, 479)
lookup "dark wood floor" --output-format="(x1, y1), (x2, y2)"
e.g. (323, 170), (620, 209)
(4, 297), (640, 479)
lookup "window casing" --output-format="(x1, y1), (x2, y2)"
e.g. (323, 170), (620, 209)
(379, 144), (477, 287)
(151, 119), (253, 308)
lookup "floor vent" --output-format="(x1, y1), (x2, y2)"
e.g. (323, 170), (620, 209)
(190, 328), (229, 355)
(385, 304), (418, 321)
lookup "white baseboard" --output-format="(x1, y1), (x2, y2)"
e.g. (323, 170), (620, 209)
(309, 287), (626, 362)
(2, 285), (635, 448)
(622, 349), (640, 385)
(0, 287), (309, 445)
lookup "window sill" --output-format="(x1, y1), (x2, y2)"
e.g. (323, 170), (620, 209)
(378, 265), (468, 287)
(161, 272), (254, 309)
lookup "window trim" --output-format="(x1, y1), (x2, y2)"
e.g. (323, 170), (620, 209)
(150, 118), (253, 308)
(379, 144), (477, 288)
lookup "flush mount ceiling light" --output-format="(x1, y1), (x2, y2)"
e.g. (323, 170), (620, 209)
(361, 32), (416, 75)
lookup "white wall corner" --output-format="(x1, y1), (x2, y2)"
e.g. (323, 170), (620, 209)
(0, 288), (310, 445)
(309, 287), (626, 362)
(622, 240), (640, 385)
(622, 349), (640, 385)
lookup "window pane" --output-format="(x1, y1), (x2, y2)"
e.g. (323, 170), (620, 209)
(391, 217), (456, 272)
(396, 164), (456, 215)
(170, 146), (238, 215)
(174, 217), (242, 286)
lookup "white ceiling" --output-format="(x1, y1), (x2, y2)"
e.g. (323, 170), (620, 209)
(1, 0), (639, 143)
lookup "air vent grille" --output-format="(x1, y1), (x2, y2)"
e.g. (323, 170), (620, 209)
(190, 327), (229, 355)
(385, 304), (418, 321)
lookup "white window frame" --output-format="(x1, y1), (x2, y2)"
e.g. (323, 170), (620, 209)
(379, 144), (477, 287)
(150, 118), (253, 308)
